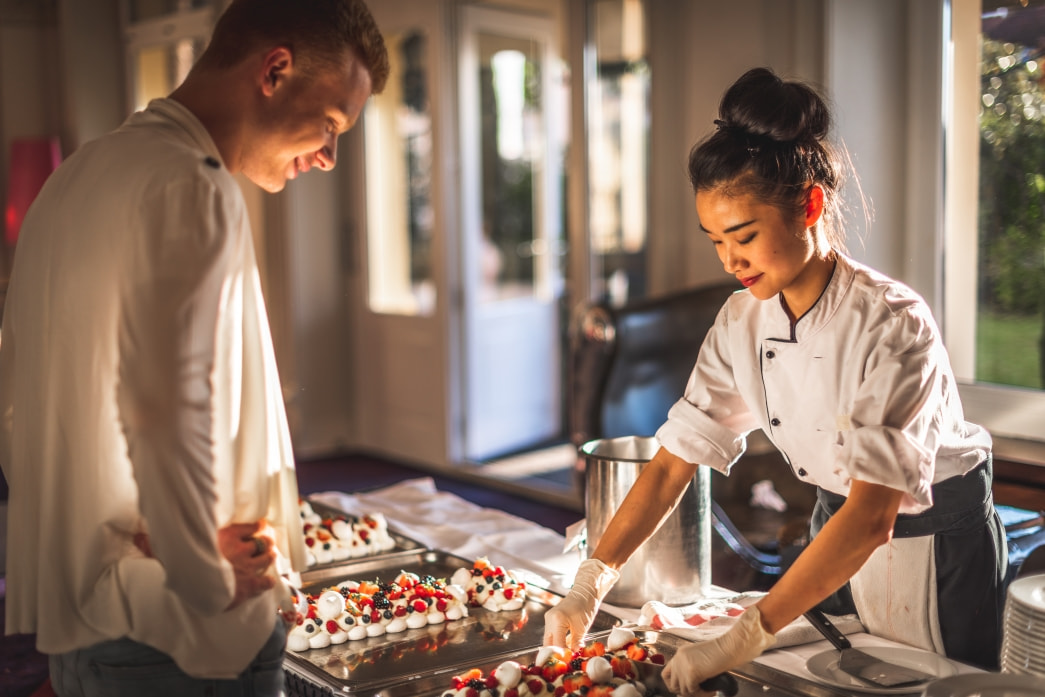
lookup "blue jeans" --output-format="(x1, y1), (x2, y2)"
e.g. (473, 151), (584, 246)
(49, 617), (287, 697)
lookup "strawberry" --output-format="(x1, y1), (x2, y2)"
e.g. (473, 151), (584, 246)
(542, 661), (567, 682)
(625, 644), (647, 662)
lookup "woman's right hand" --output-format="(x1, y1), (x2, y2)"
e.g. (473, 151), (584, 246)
(218, 520), (278, 610)
(543, 558), (620, 649)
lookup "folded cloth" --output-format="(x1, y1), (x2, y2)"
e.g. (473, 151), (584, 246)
(310, 479), (580, 594)
(637, 596), (865, 649)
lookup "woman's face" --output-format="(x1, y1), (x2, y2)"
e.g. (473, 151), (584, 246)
(696, 187), (833, 319)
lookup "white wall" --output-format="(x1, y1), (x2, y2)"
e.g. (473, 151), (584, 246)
(646, 0), (827, 294)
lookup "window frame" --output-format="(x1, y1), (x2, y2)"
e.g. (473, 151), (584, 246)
(944, 0), (1045, 460)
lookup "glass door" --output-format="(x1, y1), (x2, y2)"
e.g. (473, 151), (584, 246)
(459, 6), (566, 461)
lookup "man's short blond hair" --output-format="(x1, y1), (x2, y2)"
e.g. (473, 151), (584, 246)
(199, 0), (389, 93)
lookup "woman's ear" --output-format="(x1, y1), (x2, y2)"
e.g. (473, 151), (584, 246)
(804, 184), (825, 227)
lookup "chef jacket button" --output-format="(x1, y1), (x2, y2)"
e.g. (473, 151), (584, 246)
(797, 468), (807, 477)
(204, 156), (220, 168)
(770, 418), (781, 426)
(766, 350), (775, 359)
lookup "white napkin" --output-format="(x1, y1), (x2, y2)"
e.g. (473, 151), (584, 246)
(310, 478), (582, 594)
(635, 595), (865, 649)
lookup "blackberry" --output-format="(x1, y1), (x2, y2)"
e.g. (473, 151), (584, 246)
(468, 679), (486, 690)
(421, 575), (437, 585)
(372, 593), (391, 609)
(569, 658), (584, 671)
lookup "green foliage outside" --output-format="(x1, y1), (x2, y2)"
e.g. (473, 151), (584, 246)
(976, 311), (1043, 389)
(978, 38), (1045, 388)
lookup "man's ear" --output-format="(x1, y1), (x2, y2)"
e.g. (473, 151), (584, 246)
(260, 46), (294, 97)
(804, 184), (825, 228)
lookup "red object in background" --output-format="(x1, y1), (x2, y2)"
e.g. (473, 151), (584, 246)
(5, 137), (62, 246)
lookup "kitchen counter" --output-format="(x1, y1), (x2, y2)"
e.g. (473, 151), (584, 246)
(304, 480), (986, 697)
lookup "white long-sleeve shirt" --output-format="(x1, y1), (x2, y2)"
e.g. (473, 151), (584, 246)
(656, 254), (991, 514)
(0, 99), (307, 678)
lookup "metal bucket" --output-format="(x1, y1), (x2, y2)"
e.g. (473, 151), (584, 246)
(582, 436), (710, 607)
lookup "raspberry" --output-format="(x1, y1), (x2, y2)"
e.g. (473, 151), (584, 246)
(326, 620), (339, 634)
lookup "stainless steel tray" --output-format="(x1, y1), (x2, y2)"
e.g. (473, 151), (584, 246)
(301, 498), (427, 572)
(367, 629), (875, 697)
(283, 550), (620, 696)
(374, 630), (686, 697)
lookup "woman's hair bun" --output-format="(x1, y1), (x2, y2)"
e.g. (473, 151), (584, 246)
(717, 67), (830, 144)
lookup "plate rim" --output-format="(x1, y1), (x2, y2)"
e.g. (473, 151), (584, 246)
(804, 645), (958, 695)
(921, 672), (1045, 697)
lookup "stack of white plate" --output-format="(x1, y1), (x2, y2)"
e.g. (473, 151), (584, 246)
(1000, 573), (1045, 677)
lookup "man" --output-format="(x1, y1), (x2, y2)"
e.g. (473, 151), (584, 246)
(0, 1), (388, 695)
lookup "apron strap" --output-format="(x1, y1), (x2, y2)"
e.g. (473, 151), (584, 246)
(815, 456), (994, 538)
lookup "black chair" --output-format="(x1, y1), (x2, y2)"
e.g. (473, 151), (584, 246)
(568, 281), (785, 577)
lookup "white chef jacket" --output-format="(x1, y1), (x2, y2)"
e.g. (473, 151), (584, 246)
(0, 99), (307, 678)
(656, 254), (991, 514)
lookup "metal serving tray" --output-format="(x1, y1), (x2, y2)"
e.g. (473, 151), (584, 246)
(301, 498), (427, 573)
(372, 631), (833, 697)
(375, 630), (683, 697)
(283, 550), (620, 697)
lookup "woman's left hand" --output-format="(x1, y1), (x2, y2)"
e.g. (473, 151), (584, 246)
(662, 605), (775, 696)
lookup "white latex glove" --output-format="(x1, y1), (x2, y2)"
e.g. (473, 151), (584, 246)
(662, 605), (775, 696)
(543, 558), (620, 649)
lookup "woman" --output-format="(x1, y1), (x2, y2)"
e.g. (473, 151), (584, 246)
(543, 67), (1007, 693)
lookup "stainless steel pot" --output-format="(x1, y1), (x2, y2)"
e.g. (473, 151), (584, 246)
(582, 435), (711, 607)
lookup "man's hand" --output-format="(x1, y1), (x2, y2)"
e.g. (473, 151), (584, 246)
(543, 559), (620, 650)
(662, 605), (775, 696)
(218, 520), (278, 610)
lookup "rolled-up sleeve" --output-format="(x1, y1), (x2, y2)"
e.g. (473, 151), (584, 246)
(116, 172), (237, 616)
(839, 306), (942, 512)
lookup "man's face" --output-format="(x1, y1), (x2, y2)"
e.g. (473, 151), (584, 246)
(242, 49), (373, 193)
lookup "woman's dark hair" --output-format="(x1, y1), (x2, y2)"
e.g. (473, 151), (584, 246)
(688, 67), (849, 249)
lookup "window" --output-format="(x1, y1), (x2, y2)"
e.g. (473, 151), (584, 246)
(588, 0), (649, 306)
(946, 0), (1045, 446)
(121, 0), (216, 112)
(364, 30), (435, 316)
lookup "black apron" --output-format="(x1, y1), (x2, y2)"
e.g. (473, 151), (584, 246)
(809, 458), (1008, 670)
